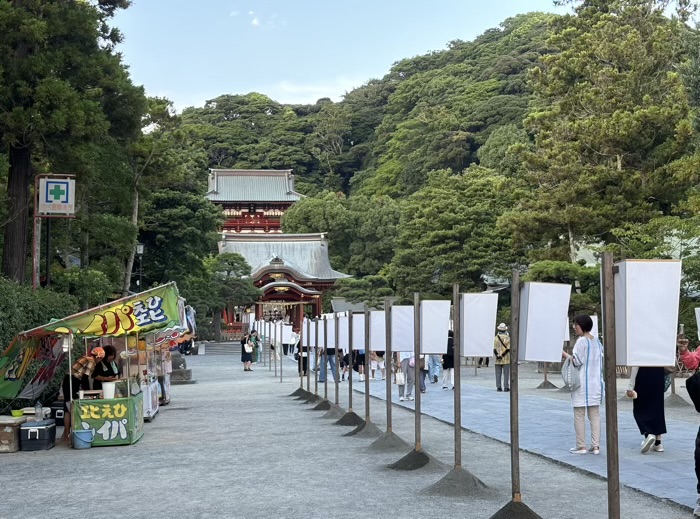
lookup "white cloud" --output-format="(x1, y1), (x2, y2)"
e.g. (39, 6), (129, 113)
(251, 17), (260, 26)
(248, 10), (254, 15)
(230, 10), (239, 17)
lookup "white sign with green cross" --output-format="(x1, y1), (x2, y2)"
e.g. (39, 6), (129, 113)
(38, 177), (76, 216)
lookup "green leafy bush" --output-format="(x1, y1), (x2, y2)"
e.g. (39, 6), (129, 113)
(0, 277), (79, 411)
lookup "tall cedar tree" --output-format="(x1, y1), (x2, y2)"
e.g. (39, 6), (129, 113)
(0, 0), (143, 282)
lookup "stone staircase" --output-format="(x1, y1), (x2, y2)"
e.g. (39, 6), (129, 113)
(202, 342), (240, 355)
(201, 340), (272, 356)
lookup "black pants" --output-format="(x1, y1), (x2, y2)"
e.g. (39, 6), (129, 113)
(283, 344), (289, 355)
(479, 357), (490, 367)
(695, 425), (700, 493)
(298, 356), (308, 375)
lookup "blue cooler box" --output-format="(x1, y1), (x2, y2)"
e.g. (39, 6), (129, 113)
(20, 419), (56, 451)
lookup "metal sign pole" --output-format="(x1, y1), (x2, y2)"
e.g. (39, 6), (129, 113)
(509, 268), (522, 502)
(298, 315), (304, 390)
(453, 284), (462, 467)
(274, 321), (277, 378)
(306, 315), (311, 392)
(269, 321), (273, 372)
(334, 312), (340, 406)
(348, 312), (353, 411)
(602, 252), (621, 519)
(324, 317), (328, 400)
(364, 309), (371, 421)
(385, 300), (393, 432)
(413, 292), (422, 451)
(315, 319), (319, 396)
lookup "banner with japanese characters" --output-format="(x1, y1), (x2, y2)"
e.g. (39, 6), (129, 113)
(73, 394), (144, 446)
(42, 283), (182, 337)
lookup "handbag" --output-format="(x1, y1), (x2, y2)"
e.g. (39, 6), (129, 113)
(244, 343), (253, 354)
(664, 373), (672, 392)
(419, 356), (426, 370)
(561, 338), (592, 391)
(561, 356), (581, 391)
(395, 370), (406, 385)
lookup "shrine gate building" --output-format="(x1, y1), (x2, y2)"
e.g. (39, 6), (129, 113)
(206, 169), (349, 332)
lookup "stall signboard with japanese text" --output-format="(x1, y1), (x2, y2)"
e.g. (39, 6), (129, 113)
(73, 394), (144, 446)
(44, 284), (182, 337)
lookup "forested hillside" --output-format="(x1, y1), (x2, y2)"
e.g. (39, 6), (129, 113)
(2, 0), (700, 340)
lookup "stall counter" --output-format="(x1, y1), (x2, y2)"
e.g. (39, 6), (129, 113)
(72, 393), (144, 446)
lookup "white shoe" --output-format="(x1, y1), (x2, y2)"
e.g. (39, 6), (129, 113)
(641, 436), (655, 454)
(406, 395), (414, 401)
(569, 447), (587, 455)
(359, 374), (365, 381)
(399, 396), (405, 401)
(653, 443), (664, 452)
(588, 447), (600, 455)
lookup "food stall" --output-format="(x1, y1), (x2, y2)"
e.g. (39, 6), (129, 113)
(0, 283), (187, 448)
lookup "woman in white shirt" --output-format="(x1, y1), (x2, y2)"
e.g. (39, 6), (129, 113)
(397, 351), (415, 401)
(562, 315), (604, 455)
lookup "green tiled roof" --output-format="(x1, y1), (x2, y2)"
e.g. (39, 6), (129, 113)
(219, 233), (351, 281)
(206, 169), (302, 203)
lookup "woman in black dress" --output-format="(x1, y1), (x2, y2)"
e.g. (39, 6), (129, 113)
(627, 366), (667, 453)
(442, 332), (455, 390)
(91, 345), (120, 390)
(241, 332), (253, 371)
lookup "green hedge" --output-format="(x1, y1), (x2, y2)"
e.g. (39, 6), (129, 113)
(0, 277), (79, 411)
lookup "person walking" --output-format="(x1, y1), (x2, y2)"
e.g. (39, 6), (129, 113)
(371, 351), (386, 380)
(626, 366), (667, 453)
(428, 354), (441, 384)
(562, 315), (603, 455)
(397, 351), (415, 401)
(418, 355), (429, 393)
(442, 331), (455, 390)
(494, 323), (511, 392)
(241, 332), (254, 371)
(675, 335), (700, 516)
(247, 329), (261, 365)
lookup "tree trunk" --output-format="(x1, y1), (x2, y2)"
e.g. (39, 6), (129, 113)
(213, 310), (222, 342)
(80, 227), (89, 310)
(122, 187), (139, 296)
(2, 145), (32, 283)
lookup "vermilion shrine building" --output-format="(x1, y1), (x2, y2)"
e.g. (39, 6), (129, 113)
(206, 169), (349, 333)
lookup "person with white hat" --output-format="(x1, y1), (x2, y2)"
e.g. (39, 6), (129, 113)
(493, 323), (510, 392)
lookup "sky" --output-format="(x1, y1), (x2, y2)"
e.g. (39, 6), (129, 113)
(113, 0), (570, 110)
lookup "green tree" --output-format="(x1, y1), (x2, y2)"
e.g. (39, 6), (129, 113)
(181, 253), (260, 341)
(388, 167), (523, 298)
(281, 192), (354, 269)
(0, 0), (145, 282)
(139, 190), (223, 287)
(331, 275), (393, 310)
(503, 1), (695, 261)
(306, 102), (352, 191)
